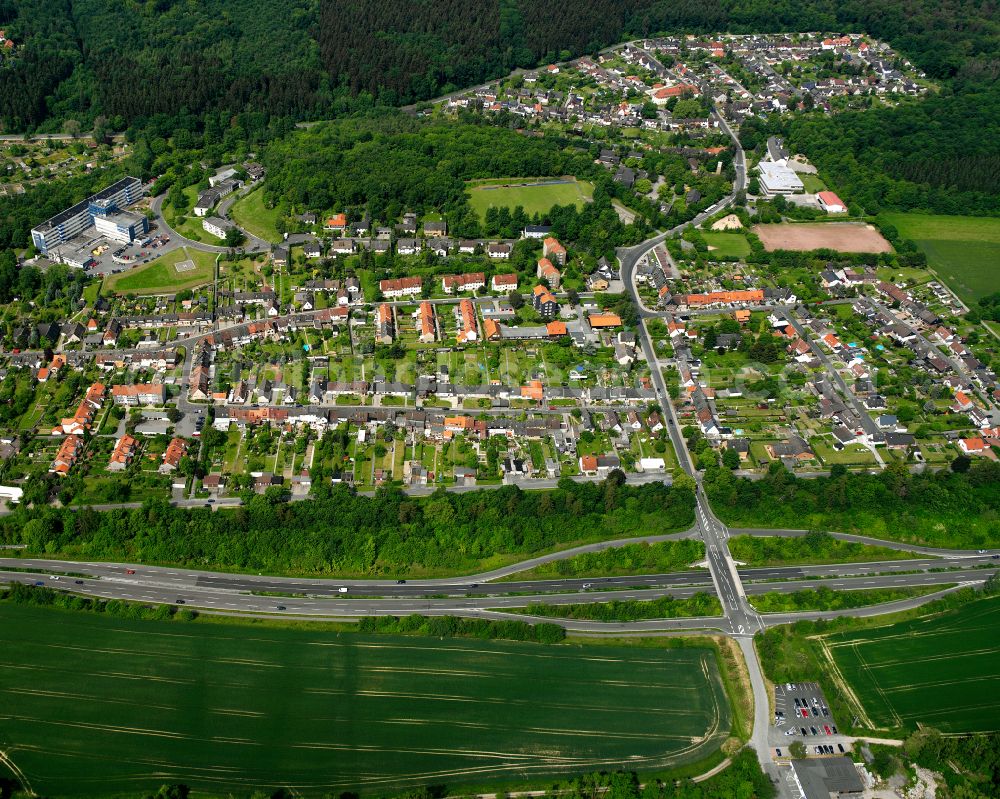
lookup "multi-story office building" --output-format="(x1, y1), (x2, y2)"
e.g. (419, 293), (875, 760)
(31, 177), (145, 255)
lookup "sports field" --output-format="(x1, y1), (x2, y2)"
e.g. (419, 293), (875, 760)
(753, 222), (892, 253)
(702, 232), (751, 259)
(881, 213), (1000, 305)
(467, 178), (593, 220)
(0, 604), (731, 796)
(103, 247), (216, 295)
(822, 596), (1000, 733)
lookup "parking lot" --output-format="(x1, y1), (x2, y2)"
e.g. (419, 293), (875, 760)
(86, 225), (183, 275)
(772, 681), (851, 758)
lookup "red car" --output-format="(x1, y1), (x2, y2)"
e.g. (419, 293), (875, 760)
(824, 725), (831, 735)
(125, 569), (136, 574)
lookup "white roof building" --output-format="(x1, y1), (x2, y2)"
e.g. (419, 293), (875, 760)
(756, 159), (804, 196)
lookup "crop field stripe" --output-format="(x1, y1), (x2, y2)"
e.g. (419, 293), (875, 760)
(0, 605), (730, 796)
(824, 597), (1000, 733)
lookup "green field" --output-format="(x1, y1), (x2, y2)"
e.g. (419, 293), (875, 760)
(0, 604), (731, 796)
(799, 173), (827, 193)
(230, 187), (283, 243)
(823, 596), (1000, 733)
(104, 247), (216, 295)
(881, 213), (1000, 304)
(467, 178), (593, 220)
(702, 232), (751, 259)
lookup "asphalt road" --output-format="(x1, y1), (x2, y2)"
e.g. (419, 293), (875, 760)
(3, 553), (992, 616)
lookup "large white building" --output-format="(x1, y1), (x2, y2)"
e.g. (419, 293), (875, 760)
(93, 209), (149, 244)
(31, 177), (145, 255)
(756, 159), (804, 196)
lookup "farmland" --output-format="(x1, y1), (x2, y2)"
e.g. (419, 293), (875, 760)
(753, 222), (893, 253)
(467, 178), (593, 220)
(822, 595), (1000, 733)
(0, 603), (732, 797)
(103, 247), (216, 295)
(881, 212), (1000, 304)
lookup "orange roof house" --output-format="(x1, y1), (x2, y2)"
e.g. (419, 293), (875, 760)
(160, 437), (189, 472)
(588, 313), (623, 329)
(521, 380), (544, 401)
(683, 290), (764, 306)
(455, 299), (478, 343)
(417, 301), (436, 343)
(483, 318), (502, 340)
(546, 321), (567, 337)
(51, 435), (83, 476)
(108, 434), (140, 471)
(325, 213), (348, 229)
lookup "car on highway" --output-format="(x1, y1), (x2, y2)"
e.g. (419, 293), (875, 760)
(338, 587), (348, 593)
(396, 580), (406, 584)
(34, 581), (44, 586)
(126, 569), (136, 574)
(75, 580), (84, 584)
(276, 605), (286, 610)
(582, 583), (593, 590)
(175, 599), (186, 604)
(49, 575), (60, 580)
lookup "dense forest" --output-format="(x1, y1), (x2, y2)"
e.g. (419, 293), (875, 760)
(0, 0), (996, 218)
(2, 0), (999, 132)
(0, 478), (696, 576)
(261, 114), (595, 223)
(258, 114), (653, 256)
(736, 84), (1000, 216)
(705, 460), (1000, 549)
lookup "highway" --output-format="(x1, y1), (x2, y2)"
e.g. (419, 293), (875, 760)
(3, 554), (993, 621)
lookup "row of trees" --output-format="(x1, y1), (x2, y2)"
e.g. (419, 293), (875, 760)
(705, 460), (1000, 550)
(0, 478), (696, 576)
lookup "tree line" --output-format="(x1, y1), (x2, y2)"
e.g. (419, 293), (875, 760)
(705, 460), (1000, 549)
(0, 478), (696, 576)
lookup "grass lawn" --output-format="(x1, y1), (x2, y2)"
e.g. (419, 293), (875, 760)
(229, 187), (282, 243)
(822, 595), (1000, 733)
(728, 534), (913, 567)
(104, 247), (216, 295)
(880, 213), (1000, 304)
(701, 232), (751, 259)
(799, 173), (827, 193)
(748, 585), (944, 614)
(467, 177), (593, 221)
(169, 213), (212, 243)
(0, 603), (733, 797)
